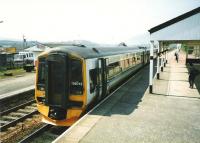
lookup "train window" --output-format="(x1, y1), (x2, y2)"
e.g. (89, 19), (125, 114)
(129, 58), (133, 66)
(70, 59), (83, 95)
(124, 59), (129, 69)
(136, 53), (141, 64)
(89, 69), (97, 93)
(108, 62), (121, 79)
(37, 57), (46, 90)
(120, 60), (124, 71)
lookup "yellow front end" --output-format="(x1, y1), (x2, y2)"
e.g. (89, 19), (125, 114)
(35, 53), (88, 126)
(37, 103), (83, 126)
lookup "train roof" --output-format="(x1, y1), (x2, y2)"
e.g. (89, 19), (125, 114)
(46, 45), (149, 59)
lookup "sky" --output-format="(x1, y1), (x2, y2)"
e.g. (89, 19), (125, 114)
(0, 0), (199, 44)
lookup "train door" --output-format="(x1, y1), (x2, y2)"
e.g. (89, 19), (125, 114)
(45, 53), (69, 120)
(97, 58), (108, 101)
(89, 67), (98, 103)
(45, 53), (68, 109)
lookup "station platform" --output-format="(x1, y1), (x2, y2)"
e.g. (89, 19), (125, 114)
(0, 73), (35, 98)
(54, 51), (200, 143)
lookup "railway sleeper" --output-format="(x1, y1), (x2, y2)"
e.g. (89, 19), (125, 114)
(18, 109), (35, 113)
(7, 126), (17, 131)
(2, 116), (19, 121)
(26, 118), (34, 121)
(25, 106), (37, 110)
(9, 112), (27, 117)
(31, 103), (37, 107)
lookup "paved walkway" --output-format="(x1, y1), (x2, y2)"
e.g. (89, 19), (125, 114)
(54, 51), (200, 143)
(154, 50), (199, 98)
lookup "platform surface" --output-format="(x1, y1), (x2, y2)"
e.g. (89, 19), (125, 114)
(0, 73), (35, 96)
(54, 51), (200, 143)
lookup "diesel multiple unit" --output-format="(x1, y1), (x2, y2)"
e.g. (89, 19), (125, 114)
(35, 45), (153, 126)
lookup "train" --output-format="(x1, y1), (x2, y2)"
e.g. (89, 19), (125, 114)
(35, 45), (156, 126)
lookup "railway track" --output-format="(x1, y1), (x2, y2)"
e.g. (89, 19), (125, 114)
(0, 88), (34, 112)
(0, 100), (38, 132)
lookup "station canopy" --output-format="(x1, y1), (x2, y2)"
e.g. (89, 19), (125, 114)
(149, 7), (200, 44)
(149, 7), (200, 63)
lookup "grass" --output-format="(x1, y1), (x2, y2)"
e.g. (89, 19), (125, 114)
(0, 68), (26, 79)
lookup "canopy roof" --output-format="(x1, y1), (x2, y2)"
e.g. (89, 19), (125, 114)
(149, 7), (200, 41)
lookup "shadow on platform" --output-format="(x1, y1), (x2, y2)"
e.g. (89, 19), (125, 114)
(91, 62), (157, 117)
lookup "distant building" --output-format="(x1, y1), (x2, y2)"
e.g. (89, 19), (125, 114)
(0, 48), (4, 53)
(0, 53), (15, 69)
(0, 47), (16, 54)
(5, 47), (16, 53)
(24, 44), (50, 64)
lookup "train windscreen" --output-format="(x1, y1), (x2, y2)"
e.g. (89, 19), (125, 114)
(37, 54), (83, 108)
(37, 57), (45, 91)
(70, 59), (83, 95)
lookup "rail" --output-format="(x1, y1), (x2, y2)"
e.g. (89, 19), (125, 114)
(0, 100), (38, 131)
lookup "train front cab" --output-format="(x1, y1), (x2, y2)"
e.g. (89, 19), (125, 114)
(35, 52), (87, 126)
